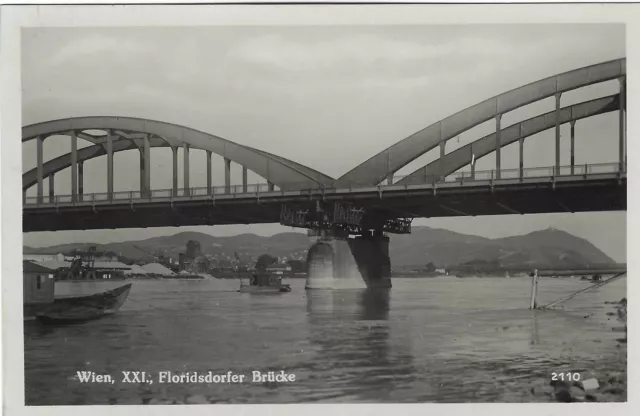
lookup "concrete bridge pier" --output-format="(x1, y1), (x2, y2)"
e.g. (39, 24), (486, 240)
(306, 233), (392, 290)
(348, 234), (392, 289)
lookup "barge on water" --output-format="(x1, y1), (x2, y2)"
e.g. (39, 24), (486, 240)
(239, 273), (291, 293)
(23, 248), (132, 324)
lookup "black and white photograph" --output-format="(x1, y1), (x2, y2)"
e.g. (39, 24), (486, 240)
(1, 1), (636, 411)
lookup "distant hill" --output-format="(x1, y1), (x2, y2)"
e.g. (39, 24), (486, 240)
(390, 227), (616, 269)
(23, 227), (618, 269)
(24, 231), (313, 265)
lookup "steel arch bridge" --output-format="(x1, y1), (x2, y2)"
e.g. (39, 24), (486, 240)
(22, 59), (626, 232)
(22, 117), (335, 199)
(335, 58), (626, 187)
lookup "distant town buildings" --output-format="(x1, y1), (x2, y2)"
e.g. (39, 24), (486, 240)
(24, 241), (310, 279)
(23, 253), (131, 281)
(94, 252), (119, 262)
(178, 240), (210, 273)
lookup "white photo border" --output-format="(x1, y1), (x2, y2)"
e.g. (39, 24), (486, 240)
(1, 1), (637, 415)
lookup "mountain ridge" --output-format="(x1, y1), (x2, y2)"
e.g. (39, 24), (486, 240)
(23, 226), (617, 269)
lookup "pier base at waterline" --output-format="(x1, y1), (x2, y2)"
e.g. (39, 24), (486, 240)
(305, 235), (392, 290)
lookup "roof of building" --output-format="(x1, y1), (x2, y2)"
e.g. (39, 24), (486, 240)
(93, 261), (131, 270)
(23, 260), (57, 273)
(23, 253), (61, 257)
(124, 264), (148, 275)
(32, 260), (131, 270)
(266, 264), (290, 271)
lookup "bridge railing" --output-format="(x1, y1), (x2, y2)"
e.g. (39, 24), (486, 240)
(23, 162), (624, 206)
(388, 162), (623, 185)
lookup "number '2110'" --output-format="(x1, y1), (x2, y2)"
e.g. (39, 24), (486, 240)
(551, 372), (581, 382)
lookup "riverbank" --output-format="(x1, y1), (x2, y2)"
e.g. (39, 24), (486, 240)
(126, 273), (207, 280)
(529, 298), (627, 402)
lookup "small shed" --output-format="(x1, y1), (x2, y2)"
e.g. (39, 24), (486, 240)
(23, 260), (55, 305)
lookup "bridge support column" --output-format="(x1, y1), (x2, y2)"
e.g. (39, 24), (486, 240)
(519, 137), (524, 180)
(70, 131), (78, 203)
(183, 143), (190, 196)
(224, 157), (231, 193)
(242, 166), (248, 193)
(78, 162), (84, 201)
(555, 92), (562, 175)
(619, 77), (626, 172)
(268, 182), (275, 191)
(341, 234), (392, 288)
(206, 151), (212, 195)
(495, 114), (502, 179)
(172, 147), (178, 197)
(139, 150), (145, 197)
(386, 150), (393, 185)
(106, 129), (113, 201)
(143, 134), (151, 198)
(36, 136), (43, 204)
(570, 120), (576, 175)
(306, 234), (392, 290)
(439, 141), (446, 181)
(470, 144), (475, 179)
(49, 174), (54, 202)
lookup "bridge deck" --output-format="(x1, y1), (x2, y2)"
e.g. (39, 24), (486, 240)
(23, 169), (625, 232)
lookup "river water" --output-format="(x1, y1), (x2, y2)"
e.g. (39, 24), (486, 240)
(24, 276), (626, 405)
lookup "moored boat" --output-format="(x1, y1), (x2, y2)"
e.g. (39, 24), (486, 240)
(233, 251), (291, 294)
(239, 273), (291, 294)
(23, 248), (133, 324)
(34, 283), (132, 324)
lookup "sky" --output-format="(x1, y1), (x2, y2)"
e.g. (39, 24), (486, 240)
(20, 24), (627, 262)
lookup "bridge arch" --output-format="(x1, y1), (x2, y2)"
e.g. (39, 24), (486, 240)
(396, 94), (621, 184)
(23, 117), (335, 197)
(335, 58), (626, 187)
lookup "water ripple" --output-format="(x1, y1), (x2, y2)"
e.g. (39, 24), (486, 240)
(24, 277), (626, 404)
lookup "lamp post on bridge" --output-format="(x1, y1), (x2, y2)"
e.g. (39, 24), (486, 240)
(49, 174), (55, 202)
(78, 162), (84, 202)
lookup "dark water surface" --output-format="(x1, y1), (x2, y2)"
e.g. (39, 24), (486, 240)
(24, 277), (626, 404)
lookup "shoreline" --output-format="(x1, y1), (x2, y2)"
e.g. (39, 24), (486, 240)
(530, 298), (627, 402)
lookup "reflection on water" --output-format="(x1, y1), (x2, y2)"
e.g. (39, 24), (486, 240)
(305, 288), (390, 320)
(24, 277), (626, 404)
(530, 311), (540, 346)
(303, 289), (416, 402)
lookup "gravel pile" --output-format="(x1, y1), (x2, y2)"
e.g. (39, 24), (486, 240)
(141, 263), (175, 276)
